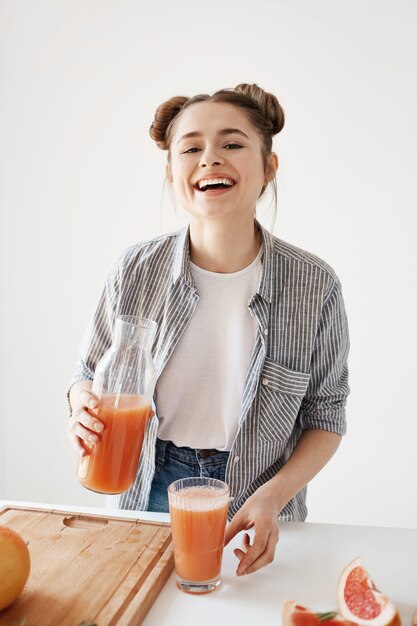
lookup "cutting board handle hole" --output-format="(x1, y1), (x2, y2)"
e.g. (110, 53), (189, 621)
(63, 515), (109, 529)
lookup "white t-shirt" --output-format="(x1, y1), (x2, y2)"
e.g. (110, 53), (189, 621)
(155, 248), (263, 451)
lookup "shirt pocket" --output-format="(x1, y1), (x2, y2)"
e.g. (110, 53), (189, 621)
(258, 357), (311, 444)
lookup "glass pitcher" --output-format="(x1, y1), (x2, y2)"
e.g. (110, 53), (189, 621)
(78, 315), (157, 494)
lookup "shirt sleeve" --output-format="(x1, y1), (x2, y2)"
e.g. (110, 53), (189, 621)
(66, 256), (121, 413)
(297, 277), (350, 435)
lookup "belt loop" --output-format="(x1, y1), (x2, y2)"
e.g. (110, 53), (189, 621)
(156, 437), (167, 464)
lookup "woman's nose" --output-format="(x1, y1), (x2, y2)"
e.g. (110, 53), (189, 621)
(199, 146), (224, 167)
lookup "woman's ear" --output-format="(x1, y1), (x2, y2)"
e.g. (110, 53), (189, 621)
(265, 152), (279, 183)
(166, 163), (173, 184)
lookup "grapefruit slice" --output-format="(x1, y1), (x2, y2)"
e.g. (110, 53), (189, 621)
(337, 557), (400, 626)
(282, 600), (359, 626)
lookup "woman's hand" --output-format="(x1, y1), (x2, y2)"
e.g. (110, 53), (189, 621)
(67, 381), (103, 457)
(224, 482), (280, 576)
(67, 380), (156, 457)
(223, 431), (343, 576)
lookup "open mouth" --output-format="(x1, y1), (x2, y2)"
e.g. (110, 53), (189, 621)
(194, 177), (237, 192)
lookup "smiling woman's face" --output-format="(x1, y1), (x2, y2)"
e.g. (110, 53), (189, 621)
(168, 101), (274, 223)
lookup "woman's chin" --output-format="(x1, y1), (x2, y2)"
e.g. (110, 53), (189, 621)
(185, 200), (253, 222)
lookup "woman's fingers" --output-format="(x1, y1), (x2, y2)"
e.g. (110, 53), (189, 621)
(224, 508), (251, 546)
(233, 548), (245, 562)
(236, 523), (268, 575)
(71, 417), (101, 445)
(236, 522), (279, 575)
(67, 384), (100, 456)
(75, 406), (104, 434)
(67, 406), (103, 453)
(72, 421), (98, 444)
(67, 430), (91, 457)
(78, 388), (98, 410)
(233, 534), (251, 562)
(241, 532), (251, 552)
(242, 527), (279, 574)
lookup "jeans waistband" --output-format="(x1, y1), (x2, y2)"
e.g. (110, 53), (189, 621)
(156, 438), (229, 464)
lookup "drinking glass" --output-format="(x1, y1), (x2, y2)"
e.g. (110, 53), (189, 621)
(168, 477), (229, 593)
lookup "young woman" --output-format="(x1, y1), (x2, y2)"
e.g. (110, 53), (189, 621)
(67, 83), (350, 575)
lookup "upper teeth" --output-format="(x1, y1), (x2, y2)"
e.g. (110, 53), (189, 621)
(197, 177), (234, 189)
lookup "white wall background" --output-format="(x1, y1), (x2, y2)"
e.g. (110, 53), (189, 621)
(1, 0), (416, 528)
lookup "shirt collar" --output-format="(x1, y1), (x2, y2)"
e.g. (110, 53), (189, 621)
(255, 220), (275, 303)
(172, 220), (275, 303)
(172, 226), (193, 287)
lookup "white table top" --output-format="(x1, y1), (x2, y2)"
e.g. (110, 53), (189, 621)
(1, 500), (416, 626)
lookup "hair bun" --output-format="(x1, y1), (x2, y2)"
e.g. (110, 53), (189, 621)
(149, 96), (189, 150)
(150, 84), (285, 150)
(234, 83), (285, 135)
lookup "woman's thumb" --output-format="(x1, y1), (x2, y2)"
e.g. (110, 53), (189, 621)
(224, 512), (243, 546)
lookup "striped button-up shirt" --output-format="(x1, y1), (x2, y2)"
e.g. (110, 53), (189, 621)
(71, 222), (350, 521)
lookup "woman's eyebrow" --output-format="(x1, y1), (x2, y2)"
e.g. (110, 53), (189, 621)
(176, 128), (249, 144)
(218, 128), (249, 139)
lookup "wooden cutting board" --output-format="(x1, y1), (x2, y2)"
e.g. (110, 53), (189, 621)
(0, 505), (174, 626)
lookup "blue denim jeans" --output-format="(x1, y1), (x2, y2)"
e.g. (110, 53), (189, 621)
(147, 438), (229, 513)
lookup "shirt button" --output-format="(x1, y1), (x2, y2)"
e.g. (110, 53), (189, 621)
(262, 378), (269, 386)
(264, 328), (269, 335)
(233, 456), (240, 463)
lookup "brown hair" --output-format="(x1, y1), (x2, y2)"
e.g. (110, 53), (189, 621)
(149, 83), (285, 208)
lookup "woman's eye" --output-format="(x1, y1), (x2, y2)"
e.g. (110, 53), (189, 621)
(182, 143), (243, 154)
